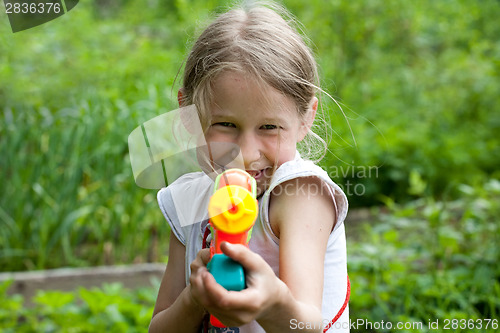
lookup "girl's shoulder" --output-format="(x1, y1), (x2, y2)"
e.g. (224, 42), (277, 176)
(157, 172), (214, 232)
(160, 172), (214, 198)
(261, 154), (349, 231)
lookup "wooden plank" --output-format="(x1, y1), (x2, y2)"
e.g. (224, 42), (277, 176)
(0, 263), (165, 306)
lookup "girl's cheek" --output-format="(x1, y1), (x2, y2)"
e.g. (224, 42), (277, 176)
(273, 144), (297, 166)
(205, 130), (235, 143)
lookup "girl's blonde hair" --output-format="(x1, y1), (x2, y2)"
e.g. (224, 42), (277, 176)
(181, 0), (329, 161)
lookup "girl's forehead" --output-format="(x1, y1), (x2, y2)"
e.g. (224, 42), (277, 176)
(209, 71), (298, 117)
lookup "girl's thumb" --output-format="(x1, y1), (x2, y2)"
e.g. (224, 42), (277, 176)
(220, 242), (260, 271)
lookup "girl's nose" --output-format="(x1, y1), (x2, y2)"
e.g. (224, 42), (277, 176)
(238, 132), (262, 167)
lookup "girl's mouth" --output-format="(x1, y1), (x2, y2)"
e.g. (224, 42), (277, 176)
(246, 167), (273, 181)
(246, 169), (263, 180)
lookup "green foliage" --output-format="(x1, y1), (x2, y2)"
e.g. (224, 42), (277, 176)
(348, 179), (500, 332)
(0, 0), (184, 271)
(306, 0), (500, 206)
(1, 181), (498, 331)
(2, 3), (498, 330)
(0, 281), (156, 333)
(1, 0), (499, 271)
(260, 0), (500, 206)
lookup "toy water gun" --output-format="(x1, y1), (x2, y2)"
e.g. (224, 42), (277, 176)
(206, 169), (258, 328)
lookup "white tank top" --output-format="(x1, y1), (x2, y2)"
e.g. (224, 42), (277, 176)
(157, 154), (349, 332)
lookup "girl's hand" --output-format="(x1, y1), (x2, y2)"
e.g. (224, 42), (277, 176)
(189, 242), (285, 327)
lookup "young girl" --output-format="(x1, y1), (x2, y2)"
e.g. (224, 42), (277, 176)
(150, 2), (349, 332)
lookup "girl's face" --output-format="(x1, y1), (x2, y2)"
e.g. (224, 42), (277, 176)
(204, 71), (315, 196)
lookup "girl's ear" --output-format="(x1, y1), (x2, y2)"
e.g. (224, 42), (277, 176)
(298, 96), (318, 142)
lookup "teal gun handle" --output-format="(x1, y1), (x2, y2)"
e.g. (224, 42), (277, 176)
(207, 254), (246, 328)
(207, 253), (246, 291)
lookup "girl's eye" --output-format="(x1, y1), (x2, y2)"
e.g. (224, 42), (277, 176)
(214, 122), (236, 128)
(261, 124), (278, 130)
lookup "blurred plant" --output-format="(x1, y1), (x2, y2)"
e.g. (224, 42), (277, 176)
(348, 179), (500, 332)
(1, 180), (498, 331)
(0, 280), (157, 332)
(1, 0), (500, 271)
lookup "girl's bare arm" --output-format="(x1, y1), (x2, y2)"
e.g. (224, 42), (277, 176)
(149, 231), (206, 333)
(261, 176), (336, 332)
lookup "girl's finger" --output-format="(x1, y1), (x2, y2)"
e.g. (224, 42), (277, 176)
(198, 248), (211, 265)
(202, 270), (236, 309)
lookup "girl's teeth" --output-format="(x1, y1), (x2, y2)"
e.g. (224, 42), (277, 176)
(247, 170), (261, 178)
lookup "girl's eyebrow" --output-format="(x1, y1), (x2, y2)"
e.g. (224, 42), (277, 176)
(210, 114), (237, 121)
(210, 109), (289, 124)
(210, 110), (233, 118)
(261, 116), (287, 124)
(212, 115), (287, 125)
